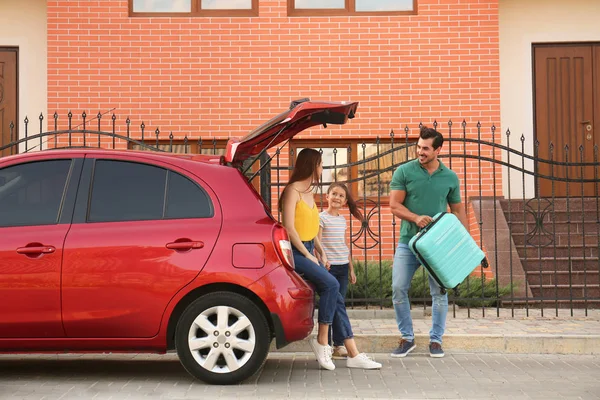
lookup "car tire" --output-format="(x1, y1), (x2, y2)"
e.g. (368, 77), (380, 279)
(175, 291), (271, 385)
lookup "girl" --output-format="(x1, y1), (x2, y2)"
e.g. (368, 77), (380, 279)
(279, 148), (381, 371)
(318, 182), (361, 359)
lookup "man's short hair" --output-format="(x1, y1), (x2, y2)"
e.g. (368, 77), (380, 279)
(419, 126), (443, 149)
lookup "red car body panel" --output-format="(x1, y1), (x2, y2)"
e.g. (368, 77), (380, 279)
(0, 225), (68, 338)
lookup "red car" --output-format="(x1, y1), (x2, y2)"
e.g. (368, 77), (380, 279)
(0, 100), (358, 385)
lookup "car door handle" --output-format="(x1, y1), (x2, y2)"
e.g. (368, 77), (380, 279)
(16, 246), (56, 255)
(166, 241), (204, 251)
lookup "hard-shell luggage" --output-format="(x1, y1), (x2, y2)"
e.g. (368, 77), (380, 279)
(408, 212), (488, 294)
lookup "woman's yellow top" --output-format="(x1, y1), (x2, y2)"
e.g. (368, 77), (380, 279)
(294, 195), (320, 241)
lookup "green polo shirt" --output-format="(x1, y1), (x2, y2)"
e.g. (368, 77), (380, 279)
(390, 159), (461, 244)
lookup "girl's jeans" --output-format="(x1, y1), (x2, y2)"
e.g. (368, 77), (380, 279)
(392, 243), (448, 344)
(327, 263), (350, 346)
(292, 241), (353, 344)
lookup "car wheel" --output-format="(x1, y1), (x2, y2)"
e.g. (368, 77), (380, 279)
(175, 291), (271, 385)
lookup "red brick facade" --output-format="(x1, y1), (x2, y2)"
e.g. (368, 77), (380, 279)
(47, 0), (501, 264)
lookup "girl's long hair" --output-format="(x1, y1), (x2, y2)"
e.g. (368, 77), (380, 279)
(328, 182), (364, 223)
(279, 148), (322, 212)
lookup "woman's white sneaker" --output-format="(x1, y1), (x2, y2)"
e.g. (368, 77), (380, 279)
(309, 338), (335, 370)
(346, 353), (382, 369)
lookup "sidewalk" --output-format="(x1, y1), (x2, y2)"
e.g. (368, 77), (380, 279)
(274, 307), (600, 355)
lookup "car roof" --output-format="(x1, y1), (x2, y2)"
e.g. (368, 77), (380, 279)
(1, 148), (223, 165)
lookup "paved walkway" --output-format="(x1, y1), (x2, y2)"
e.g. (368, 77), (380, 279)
(0, 353), (598, 399)
(1, 308), (599, 399)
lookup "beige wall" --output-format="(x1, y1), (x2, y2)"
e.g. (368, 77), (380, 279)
(500, 0), (600, 198)
(0, 0), (47, 148)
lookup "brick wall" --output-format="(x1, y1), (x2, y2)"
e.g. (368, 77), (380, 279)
(47, 0), (501, 265)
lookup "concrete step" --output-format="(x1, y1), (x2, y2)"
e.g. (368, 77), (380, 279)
(526, 270), (600, 285)
(520, 257), (599, 272)
(528, 284), (600, 299)
(503, 299), (600, 308)
(500, 198), (600, 213)
(272, 333), (600, 355)
(516, 245), (597, 258)
(511, 233), (599, 247)
(506, 221), (598, 235)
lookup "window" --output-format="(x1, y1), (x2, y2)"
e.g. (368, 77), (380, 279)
(130, 0), (258, 16)
(288, 0), (416, 16)
(165, 171), (213, 218)
(292, 140), (416, 201)
(0, 160), (72, 227)
(88, 160), (213, 223)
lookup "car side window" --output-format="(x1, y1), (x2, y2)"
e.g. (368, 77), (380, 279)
(88, 160), (213, 223)
(0, 160), (72, 227)
(89, 160), (166, 222)
(165, 170), (213, 219)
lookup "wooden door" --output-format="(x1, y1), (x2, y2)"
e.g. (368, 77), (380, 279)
(534, 45), (599, 197)
(0, 49), (17, 158)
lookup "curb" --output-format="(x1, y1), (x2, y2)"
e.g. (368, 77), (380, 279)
(273, 334), (600, 355)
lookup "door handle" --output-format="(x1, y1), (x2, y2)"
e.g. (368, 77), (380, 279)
(580, 120), (593, 133)
(166, 241), (204, 251)
(16, 246), (56, 255)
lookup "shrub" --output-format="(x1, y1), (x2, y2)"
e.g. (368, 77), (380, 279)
(346, 260), (513, 308)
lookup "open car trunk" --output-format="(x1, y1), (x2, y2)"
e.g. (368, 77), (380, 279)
(225, 98), (359, 167)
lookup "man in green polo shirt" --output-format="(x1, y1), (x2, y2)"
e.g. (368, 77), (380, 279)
(388, 126), (466, 358)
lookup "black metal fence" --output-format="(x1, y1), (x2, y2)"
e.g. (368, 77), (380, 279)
(2, 112), (599, 317)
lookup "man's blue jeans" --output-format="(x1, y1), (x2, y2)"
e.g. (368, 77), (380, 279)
(292, 241), (353, 343)
(392, 243), (448, 344)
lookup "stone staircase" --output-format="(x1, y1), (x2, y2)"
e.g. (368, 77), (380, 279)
(499, 198), (600, 306)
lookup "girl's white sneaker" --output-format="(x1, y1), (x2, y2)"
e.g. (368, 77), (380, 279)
(332, 345), (348, 359)
(346, 353), (382, 369)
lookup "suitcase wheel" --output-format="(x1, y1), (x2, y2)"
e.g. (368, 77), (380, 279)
(481, 257), (489, 268)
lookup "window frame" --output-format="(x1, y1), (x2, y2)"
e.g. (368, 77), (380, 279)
(129, 0), (259, 17)
(287, 0), (417, 17)
(290, 139), (417, 205)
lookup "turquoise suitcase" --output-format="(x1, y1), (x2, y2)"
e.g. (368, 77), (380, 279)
(408, 212), (488, 294)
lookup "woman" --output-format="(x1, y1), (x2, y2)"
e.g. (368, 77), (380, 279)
(279, 148), (381, 370)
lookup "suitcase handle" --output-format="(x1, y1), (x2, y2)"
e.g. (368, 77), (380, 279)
(417, 211), (446, 235)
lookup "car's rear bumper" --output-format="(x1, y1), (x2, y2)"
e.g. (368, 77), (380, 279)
(249, 265), (314, 349)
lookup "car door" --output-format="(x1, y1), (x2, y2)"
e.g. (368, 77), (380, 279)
(0, 157), (82, 338)
(61, 155), (221, 338)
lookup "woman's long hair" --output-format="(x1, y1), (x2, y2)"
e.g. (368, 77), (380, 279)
(279, 148), (322, 212)
(327, 182), (364, 223)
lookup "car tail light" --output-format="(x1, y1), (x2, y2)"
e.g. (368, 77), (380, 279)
(272, 224), (295, 271)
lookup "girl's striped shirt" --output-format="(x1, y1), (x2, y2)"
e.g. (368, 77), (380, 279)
(319, 211), (349, 265)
